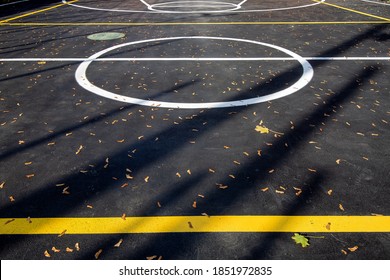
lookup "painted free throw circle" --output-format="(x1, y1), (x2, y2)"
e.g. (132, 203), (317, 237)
(87, 32), (126, 41)
(75, 36), (314, 109)
(149, 1), (240, 13)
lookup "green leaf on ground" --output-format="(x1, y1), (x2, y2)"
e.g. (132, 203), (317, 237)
(292, 233), (310, 247)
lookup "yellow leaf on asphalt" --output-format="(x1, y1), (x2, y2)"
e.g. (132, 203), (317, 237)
(348, 246), (359, 252)
(44, 250), (51, 258)
(52, 247), (60, 253)
(255, 125), (269, 134)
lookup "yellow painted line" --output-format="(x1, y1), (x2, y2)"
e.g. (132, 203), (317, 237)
(1, 216), (389, 234)
(313, 0), (390, 22)
(0, 21), (389, 27)
(0, 0), (79, 23)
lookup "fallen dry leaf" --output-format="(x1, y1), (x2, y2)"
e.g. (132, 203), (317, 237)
(95, 249), (103, 259)
(44, 250), (51, 258)
(75, 145), (83, 155)
(339, 204), (345, 211)
(348, 246), (359, 252)
(52, 247), (60, 253)
(66, 247), (74, 253)
(0, 181), (4, 189)
(216, 183), (228, 189)
(121, 213), (126, 220)
(75, 243), (80, 251)
(146, 255), (157, 260)
(58, 230), (67, 237)
(114, 239), (123, 248)
(192, 201), (197, 208)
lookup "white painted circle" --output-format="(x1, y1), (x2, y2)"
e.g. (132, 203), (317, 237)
(63, 0), (326, 14)
(149, 1), (240, 13)
(360, 0), (390, 5)
(75, 36), (314, 109)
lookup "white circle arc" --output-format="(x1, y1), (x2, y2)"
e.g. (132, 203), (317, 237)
(63, 0), (326, 14)
(75, 36), (314, 109)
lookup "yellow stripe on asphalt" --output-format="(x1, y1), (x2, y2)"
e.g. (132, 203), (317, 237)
(1, 216), (389, 234)
(313, 0), (390, 22)
(0, 0), (79, 23)
(0, 21), (389, 27)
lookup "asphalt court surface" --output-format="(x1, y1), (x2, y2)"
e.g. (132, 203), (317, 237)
(0, 0), (389, 259)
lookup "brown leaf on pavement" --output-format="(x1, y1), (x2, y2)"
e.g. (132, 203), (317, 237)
(114, 239), (123, 248)
(95, 249), (103, 259)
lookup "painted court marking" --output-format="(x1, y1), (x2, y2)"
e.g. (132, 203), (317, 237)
(0, 0), (29, 7)
(0, 2), (389, 236)
(1, 216), (389, 234)
(74, 36), (313, 109)
(361, 0), (390, 6)
(313, 0), (390, 22)
(1, 21), (389, 26)
(63, 0), (326, 14)
(1, 56), (389, 62)
(0, 0), (78, 23)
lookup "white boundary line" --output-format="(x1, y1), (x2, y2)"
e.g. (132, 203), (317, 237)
(0, 0), (29, 7)
(361, 0), (390, 6)
(1, 57), (389, 62)
(62, 0), (326, 14)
